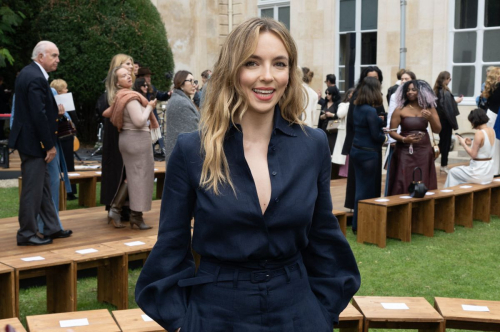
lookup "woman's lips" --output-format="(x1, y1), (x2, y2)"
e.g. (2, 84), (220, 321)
(252, 88), (275, 101)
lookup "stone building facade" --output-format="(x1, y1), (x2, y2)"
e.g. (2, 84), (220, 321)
(153, 0), (500, 132)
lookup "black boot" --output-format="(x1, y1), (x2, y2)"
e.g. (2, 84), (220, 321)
(108, 182), (128, 228)
(130, 211), (152, 230)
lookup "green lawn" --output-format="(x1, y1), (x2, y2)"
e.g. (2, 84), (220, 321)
(2, 184), (499, 331)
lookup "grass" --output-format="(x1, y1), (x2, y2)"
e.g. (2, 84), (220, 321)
(2, 184), (499, 331)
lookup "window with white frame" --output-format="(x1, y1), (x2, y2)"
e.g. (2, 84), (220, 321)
(449, 0), (500, 104)
(336, 0), (378, 92)
(258, 0), (290, 30)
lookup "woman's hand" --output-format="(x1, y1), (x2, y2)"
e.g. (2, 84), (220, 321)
(464, 137), (472, 146)
(403, 134), (422, 144)
(148, 98), (157, 109)
(456, 96), (464, 103)
(57, 104), (65, 116)
(325, 111), (335, 118)
(421, 109), (432, 120)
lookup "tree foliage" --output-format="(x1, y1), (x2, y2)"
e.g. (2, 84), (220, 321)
(0, 4), (25, 67)
(3, 0), (174, 143)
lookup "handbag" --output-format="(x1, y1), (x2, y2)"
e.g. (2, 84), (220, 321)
(58, 117), (77, 138)
(408, 167), (428, 198)
(431, 132), (440, 160)
(326, 120), (340, 133)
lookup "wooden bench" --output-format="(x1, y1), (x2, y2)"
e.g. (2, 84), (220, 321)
(26, 309), (120, 331)
(0, 263), (15, 319)
(434, 297), (500, 331)
(102, 236), (156, 267)
(338, 303), (363, 332)
(0, 252), (75, 317)
(425, 189), (455, 234)
(0, 317), (27, 332)
(489, 179), (500, 217)
(51, 244), (127, 310)
(333, 209), (348, 236)
(112, 308), (166, 332)
(357, 194), (434, 248)
(445, 184), (489, 227)
(352, 296), (444, 331)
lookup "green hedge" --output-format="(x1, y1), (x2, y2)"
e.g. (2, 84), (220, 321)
(2, 0), (174, 143)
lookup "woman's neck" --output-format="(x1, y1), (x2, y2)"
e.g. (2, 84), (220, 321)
(238, 109), (274, 143)
(408, 100), (420, 109)
(476, 124), (487, 130)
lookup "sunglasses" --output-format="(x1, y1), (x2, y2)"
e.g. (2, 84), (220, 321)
(184, 79), (199, 85)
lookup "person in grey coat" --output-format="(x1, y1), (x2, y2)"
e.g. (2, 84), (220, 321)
(165, 70), (200, 166)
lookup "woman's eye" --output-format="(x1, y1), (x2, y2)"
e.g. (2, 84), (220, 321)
(275, 62), (288, 68)
(245, 61), (258, 67)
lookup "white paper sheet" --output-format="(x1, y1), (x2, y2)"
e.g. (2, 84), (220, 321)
(425, 192), (435, 195)
(462, 304), (490, 312)
(494, 179), (500, 182)
(95, 171), (102, 174)
(142, 314), (154, 322)
(381, 303), (409, 310)
(400, 196), (412, 199)
(21, 256), (45, 262)
(460, 185), (472, 188)
(68, 173), (80, 176)
(59, 318), (89, 327)
(124, 241), (146, 247)
(54, 92), (76, 112)
(375, 198), (390, 202)
(441, 189), (453, 192)
(75, 248), (98, 255)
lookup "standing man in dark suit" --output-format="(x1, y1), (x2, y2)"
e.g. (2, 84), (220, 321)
(9, 41), (72, 246)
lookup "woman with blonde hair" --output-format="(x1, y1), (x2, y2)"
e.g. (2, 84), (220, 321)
(482, 66), (500, 175)
(102, 66), (158, 229)
(301, 66), (319, 126)
(136, 17), (360, 332)
(97, 54), (136, 227)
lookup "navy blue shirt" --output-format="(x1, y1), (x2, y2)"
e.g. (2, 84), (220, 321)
(352, 104), (386, 149)
(136, 106), (360, 331)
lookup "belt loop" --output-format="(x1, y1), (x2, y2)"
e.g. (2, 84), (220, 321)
(284, 265), (291, 283)
(233, 269), (239, 288)
(213, 266), (221, 286)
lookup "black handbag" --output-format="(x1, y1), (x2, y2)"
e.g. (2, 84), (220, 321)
(58, 117), (77, 138)
(408, 167), (428, 198)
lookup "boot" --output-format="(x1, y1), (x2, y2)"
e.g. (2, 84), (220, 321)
(130, 211), (152, 230)
(107, 182), (128, 228)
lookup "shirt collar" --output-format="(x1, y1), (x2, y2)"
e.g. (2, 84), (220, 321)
(228, 105), (297, 137)
(34, 61), (49, 81)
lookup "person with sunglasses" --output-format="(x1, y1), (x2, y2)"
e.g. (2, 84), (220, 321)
(164, 71), (200, 167)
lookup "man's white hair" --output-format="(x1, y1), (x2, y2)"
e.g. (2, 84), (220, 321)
(31, 41), (56, 60)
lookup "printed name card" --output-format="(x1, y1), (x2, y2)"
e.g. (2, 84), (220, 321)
(95, 171), (102, 174)
(462, 304), (490, 312)
(75, 248), (98, 255)
(460, 185), (472, 188)
(68, 173), (81, 176)
(141, 314), (153, 322)
(425, 192), (435, 196)
(124, 241), (146, 247)
(381, 303), (409, 310)
(154, 168), (158, 171)
(441, 189), (453, 193)
(494, 179), (500, 182)
(21, 256), (45, 262)
(59, 318), (89, 327)
(400, 196), (412, 199)
(375, 198), (390, 202)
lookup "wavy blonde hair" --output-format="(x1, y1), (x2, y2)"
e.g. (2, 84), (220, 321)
(50, 79), (67, 94)
(105, 66), (126, 106)
(199, 17), (305, 195)
(106, 54), (135, 104)
(482, 66), (500, 99)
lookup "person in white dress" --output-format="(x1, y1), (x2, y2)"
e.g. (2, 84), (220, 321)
(445, 109), (496, 187)
(332, 87), (354, 166)
(300, 67), (319, 127)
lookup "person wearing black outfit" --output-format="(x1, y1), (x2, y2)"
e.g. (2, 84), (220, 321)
(433, 71), (461, 174)
(482, 67), (500, 175)
(317, 74), (336, 107)
(342, 66), (385, 209)
(386, 68), (406, 104)
(350, 77), (387, 232)
(318, 86), (341, 153)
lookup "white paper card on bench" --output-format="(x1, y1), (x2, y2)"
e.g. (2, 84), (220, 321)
(124, 241), (146, 247)
(59, 318), (89, 328)
(400, 196), (412, 199)
(381, 303), (409, 310)
(462, 304), (490, 312)
(154, 168), (158, 171)
(68, 173), (80, 176)
(21, 256), (45, 262)
(75, 248), (98, 255)
(425, 192), (435, 195)
(460, 185), (472, 188)
(494, 179), (500, 182)
(95, 171), (102, 174)
(375, 198), (390, 202)
(441, 189), (453, 192)
(142, 314), (154, 322)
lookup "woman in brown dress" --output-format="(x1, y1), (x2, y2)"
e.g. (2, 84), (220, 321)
(102, 66), (160, 229)
(387, 80), (441, 195)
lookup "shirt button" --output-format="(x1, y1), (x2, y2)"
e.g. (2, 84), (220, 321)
(56, 119), (59, 122)
(55, 131), (58, 134)
(272, 171), (277, 176)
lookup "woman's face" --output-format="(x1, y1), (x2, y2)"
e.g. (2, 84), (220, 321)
(181, 74), (197, 96)
(325, 90), (332, 101)
(401, 73), (412, 84)
(116, 68), (132, 89)
(140, 82), (148, 94)
(445, 76), (451, 86)
(121, 59), (134, 74)
(406, 83), (418, 102)
(238, 31), (289, 116)
(367, 71), (379, 81)
(59, 85), (68, 94)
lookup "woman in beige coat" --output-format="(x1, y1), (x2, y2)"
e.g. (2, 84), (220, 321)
(102, 66), (160, 230)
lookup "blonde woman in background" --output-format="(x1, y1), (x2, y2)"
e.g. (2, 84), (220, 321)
(301, 66), (319, 127)
(482, 67), (500, 175)
(136, 17), (360, 332)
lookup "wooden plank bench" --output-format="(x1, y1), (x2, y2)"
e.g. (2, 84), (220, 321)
(338, 303), (363, 332)
(112, 308), (166, 332)
(434, 297), (500, 331)
(425, 189), (456, 234)
(0, 263), (15, 319)
(51, 244), (127, 310)
(0, 252), (75, 317)
(26, 309), (120, 331)
(0, 317), (27, 332)
(102, 236), (156, 267)
(333, 209), (348, 236)
(445, 183), (491, 227)
(353, 296), (444, 331)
